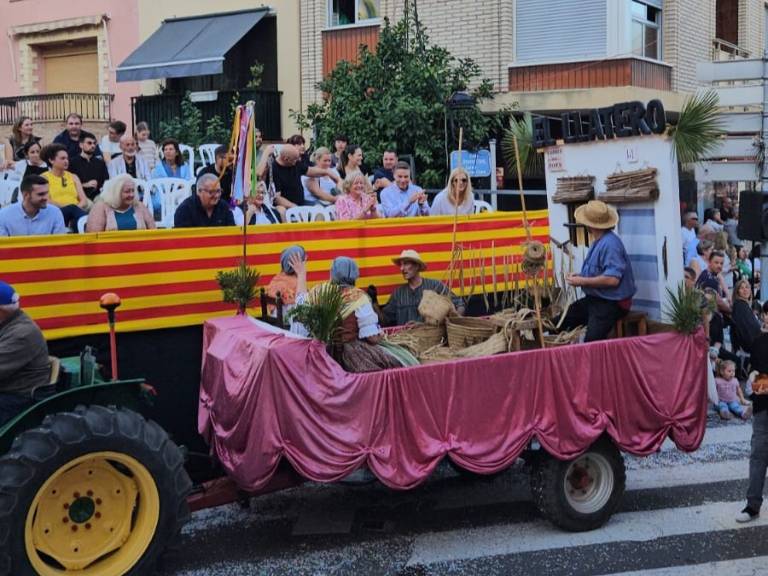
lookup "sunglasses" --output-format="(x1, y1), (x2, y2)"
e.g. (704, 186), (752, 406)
(452, 177), (468, 183)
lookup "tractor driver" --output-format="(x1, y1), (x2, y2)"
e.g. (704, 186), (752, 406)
(0, 281), (52, 426)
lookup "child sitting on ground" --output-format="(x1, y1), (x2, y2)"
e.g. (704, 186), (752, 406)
(716, 359), (752, 420)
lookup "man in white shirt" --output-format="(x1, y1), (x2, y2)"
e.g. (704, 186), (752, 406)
(681, 211), (699, 266)
(108, 134), (151, 181)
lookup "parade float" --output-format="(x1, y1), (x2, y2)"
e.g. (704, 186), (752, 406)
(0, 100), (710, 575)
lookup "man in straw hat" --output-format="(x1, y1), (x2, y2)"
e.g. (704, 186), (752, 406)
(381, 249), (464, 326)
(559, 200), (636, 342)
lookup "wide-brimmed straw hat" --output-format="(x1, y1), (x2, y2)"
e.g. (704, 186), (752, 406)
(392, 249), (427, 270)
(574, 200), (619, 230)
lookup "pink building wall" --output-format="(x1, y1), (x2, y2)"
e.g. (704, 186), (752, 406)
(0, 0), (142, 124)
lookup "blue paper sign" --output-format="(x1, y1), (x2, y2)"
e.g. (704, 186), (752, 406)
(450, 150), (491, 177)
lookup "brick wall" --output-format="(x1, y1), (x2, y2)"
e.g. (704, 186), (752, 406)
(663, 0), (716, 93)
(739, 0), (764, 57)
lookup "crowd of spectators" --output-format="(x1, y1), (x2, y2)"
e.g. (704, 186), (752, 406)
(1, 118), (492, 237)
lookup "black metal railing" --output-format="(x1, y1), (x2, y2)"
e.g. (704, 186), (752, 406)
(0, 93), (113, 124)
(131, 90), (282, 141)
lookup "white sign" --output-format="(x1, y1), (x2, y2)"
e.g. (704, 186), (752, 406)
(625, 145), (638, 163)
(547, 146), (565, 172)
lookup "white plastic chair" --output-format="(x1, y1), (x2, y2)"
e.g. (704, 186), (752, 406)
(76, 215), (88, 234)
(232, 206), (245, 226)
(285, 206), (326, 223)
(322, 205), (337, 221)
(0, 180), (18, 207)
(146, 178), (191, 228)
(198, 144), (220, 167)
(473, 200), (495, 214)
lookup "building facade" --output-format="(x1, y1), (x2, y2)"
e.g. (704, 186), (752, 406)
(300, 0), (768, 115)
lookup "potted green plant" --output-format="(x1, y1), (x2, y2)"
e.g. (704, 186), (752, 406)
(216, 259), (260, 315)
(286, 283), (345, 358)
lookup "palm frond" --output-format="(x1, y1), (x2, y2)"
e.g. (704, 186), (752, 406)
(216, 260), (260, 313)
(668, 90), (725, 166)
(663, 283), (705, 334)
(501, 114), (544, 179)
(287, 283), (345, 345)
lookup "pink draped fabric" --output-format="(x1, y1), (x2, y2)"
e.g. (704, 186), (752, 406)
(199, 316), (708, 491)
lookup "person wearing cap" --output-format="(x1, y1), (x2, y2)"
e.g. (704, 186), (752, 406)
(0, 281), (52, 426)
(382, 249), (464, 326)
(560, 200), (636, 342)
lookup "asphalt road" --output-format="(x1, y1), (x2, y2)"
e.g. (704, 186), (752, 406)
(156, 415), (767, 576)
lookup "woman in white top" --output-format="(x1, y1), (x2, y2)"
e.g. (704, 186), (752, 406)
(302, 147), (339, 205)
(100, 120), (127, 162)
(431, 167), (474, 216)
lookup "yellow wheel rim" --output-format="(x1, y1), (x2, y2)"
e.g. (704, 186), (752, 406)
(24, 451), (160, 575)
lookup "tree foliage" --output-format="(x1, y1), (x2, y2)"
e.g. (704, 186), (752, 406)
(159, 93), (230, 147)
(291, 15), (496, 188)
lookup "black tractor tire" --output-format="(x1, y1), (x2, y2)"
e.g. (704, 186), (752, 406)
(530, 437), (625, 532)
(0, 405), (192, 576)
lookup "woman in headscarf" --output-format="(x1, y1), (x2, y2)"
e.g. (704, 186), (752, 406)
(290, 254), (419, 373)
(265, 245), (305, 315)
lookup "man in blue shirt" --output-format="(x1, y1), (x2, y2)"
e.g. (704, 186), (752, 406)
(560, 200), (636, 342)
(0, 175), (66, 236)
(381, 162), (430, 218)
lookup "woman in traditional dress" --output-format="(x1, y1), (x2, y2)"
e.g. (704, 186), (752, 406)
(290, 254), (418, 372)
(265, 245), (305, 316)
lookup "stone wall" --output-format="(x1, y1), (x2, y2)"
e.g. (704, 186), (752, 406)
(0, 121), (110, 147)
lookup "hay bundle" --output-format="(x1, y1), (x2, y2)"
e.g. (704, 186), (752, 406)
(446, 316), (499, 350)
(456, 331), (510, 358)
(543, 326), (585, 347)
(419, 342), (460, 364)
(553, 176), (594, 204)
(600, 167), (658, 203)
(386, 323), (445, 356)
(418, 290), (456, 326)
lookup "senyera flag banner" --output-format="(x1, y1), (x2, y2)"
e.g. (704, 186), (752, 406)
(0, 211), (548, 340)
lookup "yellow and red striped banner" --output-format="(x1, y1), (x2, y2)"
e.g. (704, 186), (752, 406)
(0, 210), (549, 340)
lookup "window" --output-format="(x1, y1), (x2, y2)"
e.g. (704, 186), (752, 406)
(328, 0), (380, 27)
(631, 1), (661, 60)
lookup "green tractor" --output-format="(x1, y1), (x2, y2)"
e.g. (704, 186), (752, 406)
(0, 296), (191, 576)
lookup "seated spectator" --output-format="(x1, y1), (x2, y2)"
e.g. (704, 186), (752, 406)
(108, 134), (151, 181)
(704, 208), (724, 232)
(302, 147), (339, 206)
(197, 145), (233, 201)
(684, 266), (697, 290)
(153, 139), (190, 180)
(286, 134), (311, 169)
(381, 162), (429, 218)
(336, 173), (380, 220)
(691, 239), (713, 278)
(9, 116), (40, 160)
(0, 175), (66, 236)
(289, 254), (418, 372)
(135, 121), (157, 171)
(736, 246), (753, 280)
(53, 113), (101, 160)
(173, 173), (234, 228)
(0, 281), (53, 426)
(382, 249), (464, 325)
(258, 144), (340, 208)
(41, 143), (88, 230)
(372, 148), (397, 195)
(705, 288), (741, 369)
(254, 127), (265, 166)
(69, 133), (109, 201)
(696, 250), (731, 315)
(338, 144), (364, 179)
(714, 231), (734, 292)
(265, 245), (305, 315)
(100, 120), (127, 162)
(85, 174), (155, 232)
(243, 182), (281, 225)
(681, 211), (698, 266)
(13, 140), (47, 181)
(431, 167), (474, 216)
(731, 278), (761, 353)
(330, 134), (348, 168)
(715, 359), (751, 420)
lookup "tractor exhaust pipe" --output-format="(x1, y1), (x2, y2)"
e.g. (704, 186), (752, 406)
(99, 293), (121, 380)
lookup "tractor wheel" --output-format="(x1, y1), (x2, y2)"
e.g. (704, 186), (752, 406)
(530, 437), (625, 532)
(0, 406), (191, 576)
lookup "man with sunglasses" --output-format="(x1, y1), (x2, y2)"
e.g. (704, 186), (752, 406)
(173, 173), (235, 228)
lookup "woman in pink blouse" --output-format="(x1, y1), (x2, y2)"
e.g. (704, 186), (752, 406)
(335, 173), (381, 221)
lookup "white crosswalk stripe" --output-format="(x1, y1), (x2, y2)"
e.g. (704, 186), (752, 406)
(604, 556), (768, 576)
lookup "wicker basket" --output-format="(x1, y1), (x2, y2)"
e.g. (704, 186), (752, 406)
(418, 289), (456, 326)
(446, 316), (499, 350)
(457, 331), (510, 358)
(419, 343), (459, 364)
(386, 323), (445, 356)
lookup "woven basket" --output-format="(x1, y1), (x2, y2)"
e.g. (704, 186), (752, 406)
(418, 290), (456, 326)
(446, 316), (499, 350)
(457, 331), (510, 358)
(386, 323), (445, 356)
(419, 343), (459, 364)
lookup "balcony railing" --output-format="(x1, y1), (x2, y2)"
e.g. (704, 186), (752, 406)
(131, 90), (282, 141)
(712, 38), (750, 60)
(0, 93), (113, 125)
